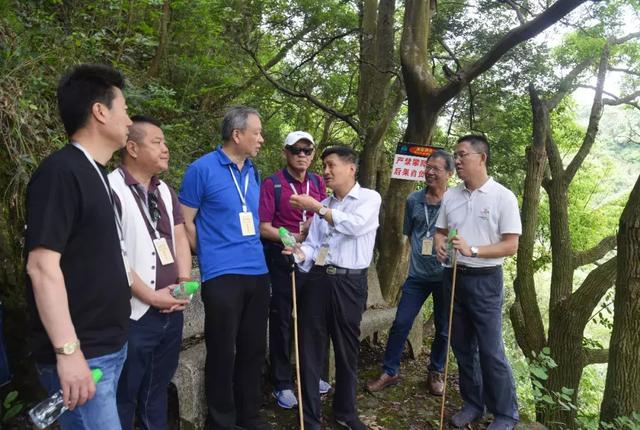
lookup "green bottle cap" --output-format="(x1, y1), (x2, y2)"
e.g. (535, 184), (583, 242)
(91, 368), (103, 383)
(182, 281), (200, 295)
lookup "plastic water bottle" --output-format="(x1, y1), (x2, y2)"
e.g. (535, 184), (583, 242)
(278, 227), (297, 248)
(171, 280), (200, 300)
(29, 368), (103, 429)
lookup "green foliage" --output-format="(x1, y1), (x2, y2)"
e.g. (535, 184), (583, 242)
(1, 390), (24, 424)
(528, 348), (578, 416)
(599, 412), (640, 430)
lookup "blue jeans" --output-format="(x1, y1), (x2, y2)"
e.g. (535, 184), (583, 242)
(444, 267), (519, 423)
(117, 308), (183, 430)
(36, 344), (128, 430)
(382, 276), (448, 376)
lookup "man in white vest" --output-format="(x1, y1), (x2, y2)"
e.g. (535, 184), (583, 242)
(109, 115), (192, 430)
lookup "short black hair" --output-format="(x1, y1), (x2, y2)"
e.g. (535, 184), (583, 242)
(57, 64), (126, 137)
(128, 115), (162, 144)
(456, 134), (490, 165)
(321, 145), (359, 165)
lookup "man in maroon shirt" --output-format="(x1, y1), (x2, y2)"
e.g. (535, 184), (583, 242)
(109, 115), (192, 430)
(259, 131), (328, 409)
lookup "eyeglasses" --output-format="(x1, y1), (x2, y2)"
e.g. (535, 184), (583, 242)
(453, 152), (482, 160)
(287, 146), (314, 156)
(148, 191), (161, 223)
(425, 165), (445, 173)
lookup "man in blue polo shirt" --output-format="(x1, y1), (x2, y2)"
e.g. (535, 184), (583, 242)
(179, 106), (270, 430)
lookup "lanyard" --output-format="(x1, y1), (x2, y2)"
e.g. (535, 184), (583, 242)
(289, 179), (310, 222)
(423, 201), (440, 237)
(119, 169), (160, 240)
(71, 142), (125, 249)
(229, 165), (250, 213)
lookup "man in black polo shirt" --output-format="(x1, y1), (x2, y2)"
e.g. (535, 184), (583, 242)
(25, 64), (133, 430)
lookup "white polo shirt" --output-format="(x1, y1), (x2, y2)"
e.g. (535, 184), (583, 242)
(436, 177), (521, 268)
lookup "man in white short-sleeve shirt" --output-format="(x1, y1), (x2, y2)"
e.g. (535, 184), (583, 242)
(435, 135), (521, 430)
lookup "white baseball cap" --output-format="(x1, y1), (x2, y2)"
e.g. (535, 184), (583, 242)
(283, 131), (315, 147)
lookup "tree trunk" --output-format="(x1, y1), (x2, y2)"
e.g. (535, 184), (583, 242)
(148, 0), (170, 78)
(509, 86), (548, 358)
(600, 174), (640, 425)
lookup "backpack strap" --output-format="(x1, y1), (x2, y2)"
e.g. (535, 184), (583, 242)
(269, 173), (282, 217)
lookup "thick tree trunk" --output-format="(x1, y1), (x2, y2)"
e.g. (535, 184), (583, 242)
(600, 174), (640, 424)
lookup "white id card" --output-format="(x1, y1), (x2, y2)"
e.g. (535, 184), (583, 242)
(122, 252), (133, 287)
(239, 212), (256, 236)
(315, 245), (329, 266)
(421, 238), (433, 256)
(154, 237), (175, 265)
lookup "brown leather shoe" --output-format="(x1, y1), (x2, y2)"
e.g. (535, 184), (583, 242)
(427, 370), (445, 396)
(366, 372), (400, 392)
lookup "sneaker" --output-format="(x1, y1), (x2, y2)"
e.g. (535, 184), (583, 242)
(426, 370), (444, 396)
(366, 372), (400, 393)
(336, 417), (367, 430)
(450, 405), (483, 428)
(487, 417), (517, 430)
(319, 379), (332, 394)
(272, 389), (298, 409)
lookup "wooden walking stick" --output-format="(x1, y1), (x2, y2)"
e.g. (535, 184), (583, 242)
(290, 261), (305, 430)
(439, 229), (458, 430)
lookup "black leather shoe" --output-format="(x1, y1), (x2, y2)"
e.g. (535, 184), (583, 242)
(336, 417), (367, 430)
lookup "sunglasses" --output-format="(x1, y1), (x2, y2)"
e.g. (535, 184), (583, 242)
(287, 146), (314, 156)
(148, 191), (161, 223)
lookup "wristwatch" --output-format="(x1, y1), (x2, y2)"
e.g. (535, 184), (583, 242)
(318, 206), (329, 218)
(54, 340), (80, 355)
(470, 246), (479, 258)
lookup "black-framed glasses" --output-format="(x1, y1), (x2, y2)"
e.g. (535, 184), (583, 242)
(148, 191), (161, 223)
(287, 146), (314, 156)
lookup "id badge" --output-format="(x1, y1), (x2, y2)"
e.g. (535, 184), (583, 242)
(299, 221), (306, 235)
(122, 252), (133, 287)
(239, 212), (256, 236)
(315, 245), (329, 266)
(421, 238), (433, 256)
(154, 237), (175, 265)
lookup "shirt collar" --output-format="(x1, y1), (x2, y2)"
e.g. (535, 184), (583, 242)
(331, 182), (361, 202)
(216, 145), (254, 170)
(462, 177), (494, 194)
(282, 167), (308, 184)
(119, 165), (160, 192)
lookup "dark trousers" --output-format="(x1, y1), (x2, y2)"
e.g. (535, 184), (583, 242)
(202, 274), (270, 430)
(383, 276), (448, 376)
(117, 308), (183, 430)
(443, 267), (519, 422)
(298, 267), (368, 430)
(264, 241), (305, 391)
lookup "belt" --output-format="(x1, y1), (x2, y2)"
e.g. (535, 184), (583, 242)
(311, 265), (367, 276)
(449, 265), (500, 275)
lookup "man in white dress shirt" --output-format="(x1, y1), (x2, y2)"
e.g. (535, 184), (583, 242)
(435, 135), (521, 430)
(287, 145), (381, 430)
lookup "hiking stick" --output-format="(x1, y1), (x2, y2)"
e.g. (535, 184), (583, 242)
(291, 267), (305, 430)
(439, 251), (458, 430)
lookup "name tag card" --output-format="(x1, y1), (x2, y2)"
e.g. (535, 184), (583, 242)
(315, 245), (329, 266)
(122, 253), (133, 287)
(421, 238), (433, 256)
(239, 212), (256, 236)
(154, 238), (175, 265)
